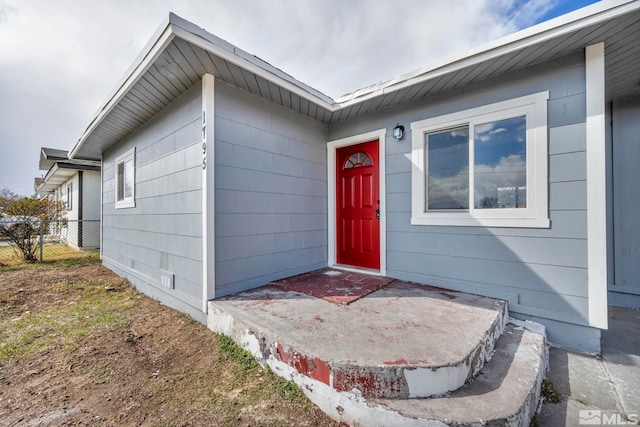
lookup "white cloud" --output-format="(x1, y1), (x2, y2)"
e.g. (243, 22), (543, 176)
(428, 166), (470, 210)
(428, 154), (527, 209)
(474, 154), (527, 206)
(0, 0), (562, 196)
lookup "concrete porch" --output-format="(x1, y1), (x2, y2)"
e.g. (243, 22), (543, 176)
(208, 268), (548, 426)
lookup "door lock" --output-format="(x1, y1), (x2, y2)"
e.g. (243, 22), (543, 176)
(376, 208), (380, 219)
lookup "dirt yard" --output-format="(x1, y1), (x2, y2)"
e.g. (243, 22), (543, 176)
(0, 260), (337, 426)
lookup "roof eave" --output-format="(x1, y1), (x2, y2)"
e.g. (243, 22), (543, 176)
(39, 147), (68, 171)
(69, 15), (176, 160)
(36, 161), (101, 196)
(68, 0), (640, 158)
(68, 13), (337, 160)
(168, 13), (335, 107)
(335, 0), (640, 108)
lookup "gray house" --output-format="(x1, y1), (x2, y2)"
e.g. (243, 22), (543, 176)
(68, 0), (640, 353)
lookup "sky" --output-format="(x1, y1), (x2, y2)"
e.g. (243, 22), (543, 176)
(0, 0), (600, 197)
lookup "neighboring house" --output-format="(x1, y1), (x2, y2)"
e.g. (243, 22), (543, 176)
(67, 1), (640, 353)
(35, 147), (101, 249)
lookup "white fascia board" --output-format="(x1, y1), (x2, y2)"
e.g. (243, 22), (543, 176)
(38, 165), (78, 195)
(335, 0), (640, 108)
(41, 163), (61, 189)
(69, 17), (176, 159)
(168, 21), (335, 110)
(35, 163), (60, 196)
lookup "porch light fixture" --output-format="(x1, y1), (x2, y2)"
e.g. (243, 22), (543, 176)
(393, 124), (404, 140)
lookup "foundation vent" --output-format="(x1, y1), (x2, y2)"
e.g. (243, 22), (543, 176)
(160, 270), (175, 289)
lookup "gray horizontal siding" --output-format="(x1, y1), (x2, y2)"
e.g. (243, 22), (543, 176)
(386, 232), (587, 268)
(329, 53), (589, 326)
(215, 165), (325, 197)
(385, 210), (587, 239)
(216, 190), (325, 214)
(216, 213), (325, 237)
(102, 213), (202, 237)
(214, 82), (328, 296)
(103, 226), (201, 261)
(216, 231), (327, 261)
(104, 181), (202, 215)
(216, 247), (327, 291)
(387, 249), (588, 297)
(102, 238), (202, 286)
(102, 82), (203, 312)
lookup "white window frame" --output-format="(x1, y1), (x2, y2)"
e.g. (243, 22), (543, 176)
(411, 91), (549, 228)
(115, 147), (136, 209)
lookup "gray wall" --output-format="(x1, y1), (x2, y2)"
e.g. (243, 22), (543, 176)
(102, 82), (204, 321)
(329, 53), (596, 349)
(609, 96), (640, 308)
(82, 171), (101, 221)
(214, 82), (328, 297)
(81, 171), (101, 248)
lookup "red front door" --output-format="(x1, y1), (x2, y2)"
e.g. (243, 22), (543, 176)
(336, 140), (380, 270)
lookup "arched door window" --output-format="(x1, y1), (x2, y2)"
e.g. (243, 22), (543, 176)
(343, 152), (373, 169)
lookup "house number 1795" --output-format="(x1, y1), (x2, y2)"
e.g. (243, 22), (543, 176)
(202, 112), (207, 170)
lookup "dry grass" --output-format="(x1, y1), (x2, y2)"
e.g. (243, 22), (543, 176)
(0, 258), (336, 426)
(0, 244), (99, 269)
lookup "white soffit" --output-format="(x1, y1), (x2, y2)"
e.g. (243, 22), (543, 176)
(37, 161), (101, 196)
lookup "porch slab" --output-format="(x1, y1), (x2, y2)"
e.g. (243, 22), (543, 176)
(208, 270), (508, 399)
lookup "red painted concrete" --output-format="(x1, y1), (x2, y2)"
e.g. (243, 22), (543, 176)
(276, 343), (331, 385)
(333, 367), (405, 398)
(271, 267), (394, 305)
(383, 359), (408, 365)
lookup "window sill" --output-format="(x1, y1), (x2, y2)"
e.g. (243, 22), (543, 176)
(410, 215), (550, 228)
(115, 200), (136, 209)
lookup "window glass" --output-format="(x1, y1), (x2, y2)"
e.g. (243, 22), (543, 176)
(117, 162), (125, 201)
(344, 152), (372, 169)
(124, 159), (133, 198)
(427, 127), (469, 210)
(474, 116), (526, 209)
(115, 148), (135, 208)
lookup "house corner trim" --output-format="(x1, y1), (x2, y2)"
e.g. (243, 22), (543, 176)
(202, 73), (216, 312)
(586, 42), (608, 329)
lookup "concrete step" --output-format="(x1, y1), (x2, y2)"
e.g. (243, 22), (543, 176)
(370, 322), (548, 426)
(264, 321), (547, 427)
(208, 280), (507, 399)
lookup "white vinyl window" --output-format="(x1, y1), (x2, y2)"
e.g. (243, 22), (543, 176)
(411, 92), (549, 228)
(115, 148), (136, 209)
